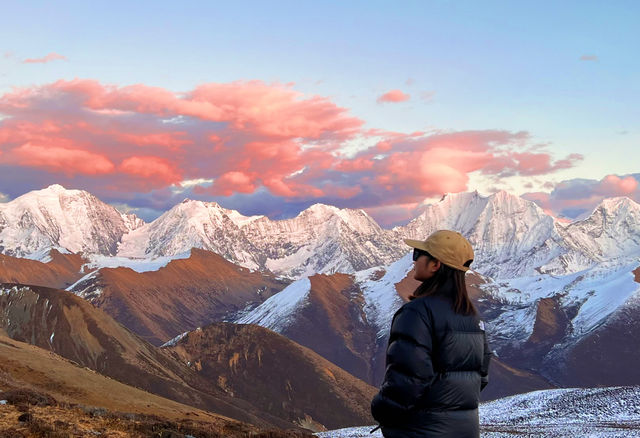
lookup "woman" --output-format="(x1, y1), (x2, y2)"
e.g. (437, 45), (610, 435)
(371, 230), (492, 438)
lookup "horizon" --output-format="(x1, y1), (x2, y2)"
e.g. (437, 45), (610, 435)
(1, 1), (638, 226)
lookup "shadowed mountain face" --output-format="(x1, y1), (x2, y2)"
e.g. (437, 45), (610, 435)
(69, 248), (289, 345)
(276, 274), (379, 384)
(164, 322), (377, 432)
(0, 283), (324, 430)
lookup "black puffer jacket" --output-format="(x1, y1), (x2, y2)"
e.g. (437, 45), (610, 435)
(371, 283), (491, 438)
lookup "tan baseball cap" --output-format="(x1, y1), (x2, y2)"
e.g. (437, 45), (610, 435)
(404, 230), (474, 272)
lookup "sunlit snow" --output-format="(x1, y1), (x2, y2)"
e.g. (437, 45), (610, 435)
(233, 278), (311, 333)
(83, 251), (192, 273)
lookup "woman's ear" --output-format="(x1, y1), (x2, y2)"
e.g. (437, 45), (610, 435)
(431, 259), (441, 273)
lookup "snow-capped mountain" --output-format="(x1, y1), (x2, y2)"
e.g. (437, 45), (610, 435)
(242, 203), (406, 278)
(118, 200), (407, 278)
(0, 185), (144, 257)
(396, 191), (564, 278)
(4, 185), (638, 283)
(544, 197), (640, 274)
(117, 199), (261, 269)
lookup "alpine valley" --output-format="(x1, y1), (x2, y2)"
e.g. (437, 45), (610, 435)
(0, 184), (639, 434)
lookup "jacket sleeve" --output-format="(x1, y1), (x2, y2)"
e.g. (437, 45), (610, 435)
(371, 306), (436, 426)
(480, 330), (492, 391)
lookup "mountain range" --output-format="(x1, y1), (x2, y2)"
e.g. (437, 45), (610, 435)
(0, 184), (639, 432)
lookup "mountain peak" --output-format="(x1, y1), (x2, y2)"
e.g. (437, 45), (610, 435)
(598, 196), (638, 212)
(46, 184), (68, 191)
(305, 203), (340, 213)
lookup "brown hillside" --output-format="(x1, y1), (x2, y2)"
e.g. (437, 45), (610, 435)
(0, 335), (312, 437)
(0, 283), (306, 430)
(77, 248), (289, 345)
(164, 322), (377, 432)
(0, 250), (88, 289)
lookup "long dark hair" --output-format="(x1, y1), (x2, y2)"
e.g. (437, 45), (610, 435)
(410, 259), (477, 316)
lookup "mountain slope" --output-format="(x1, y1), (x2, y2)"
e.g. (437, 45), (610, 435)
(0, 249), (89, 289)
(69, 248), (289, 345)
(163, 322), (377, 431)
(235, 273), (379, 383)
(0, 283), (302, 429)
(232, 259), (554, 400)
(0, 334), (268, 436)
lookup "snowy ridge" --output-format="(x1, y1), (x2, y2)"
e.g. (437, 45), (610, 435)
(244, 203), (406, 278)
(357, 254), (412, 339)
(484, 257), (640, 349)
(160, 331), (190, 348)
(84, 251), (193, 273)
(116, 199), (406, 278)
(233, 278), (312, 333)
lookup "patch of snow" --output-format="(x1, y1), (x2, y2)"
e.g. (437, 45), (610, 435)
(488, 303), (539, 346)
(49, 332), (54, 344)
(161, 331), (189, 348)
(224, 209), (264, 227)
(22, 247), (56, 263)
(233, 278), (312, 333)
(83, 251), (192, 273)
(566, 259), (640, 337)
(0, 285), (21, 296)
(65, 271), (99, 292)
(316, 426), (381, 437)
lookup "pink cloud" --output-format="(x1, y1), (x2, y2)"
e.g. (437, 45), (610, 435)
(11, 142), (114, 175)
(0, 79), (584, 211)
(212, 171), (257, 196)
(596, 174), (638, 196)
(116, 132), (191, 149)
(23, 53), (67, 64)
(377, 90), (410, 103)
(579, 55), (598, 62)
(119, 156), (181, 184)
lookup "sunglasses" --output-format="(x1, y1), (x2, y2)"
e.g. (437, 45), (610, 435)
(412, 248), (432, 262)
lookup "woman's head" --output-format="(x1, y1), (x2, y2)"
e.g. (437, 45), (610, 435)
(405, 230), (477, 315)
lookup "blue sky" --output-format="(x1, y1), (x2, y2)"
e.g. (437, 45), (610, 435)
(0, 1), (638, 224)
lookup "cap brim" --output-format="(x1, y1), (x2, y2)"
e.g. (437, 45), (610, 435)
(404, 239), (429, 251)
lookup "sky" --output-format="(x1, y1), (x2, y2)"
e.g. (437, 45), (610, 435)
(0, 1), (638, 226)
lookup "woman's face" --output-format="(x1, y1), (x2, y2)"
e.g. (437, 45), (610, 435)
(413, 253), (441, 281)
